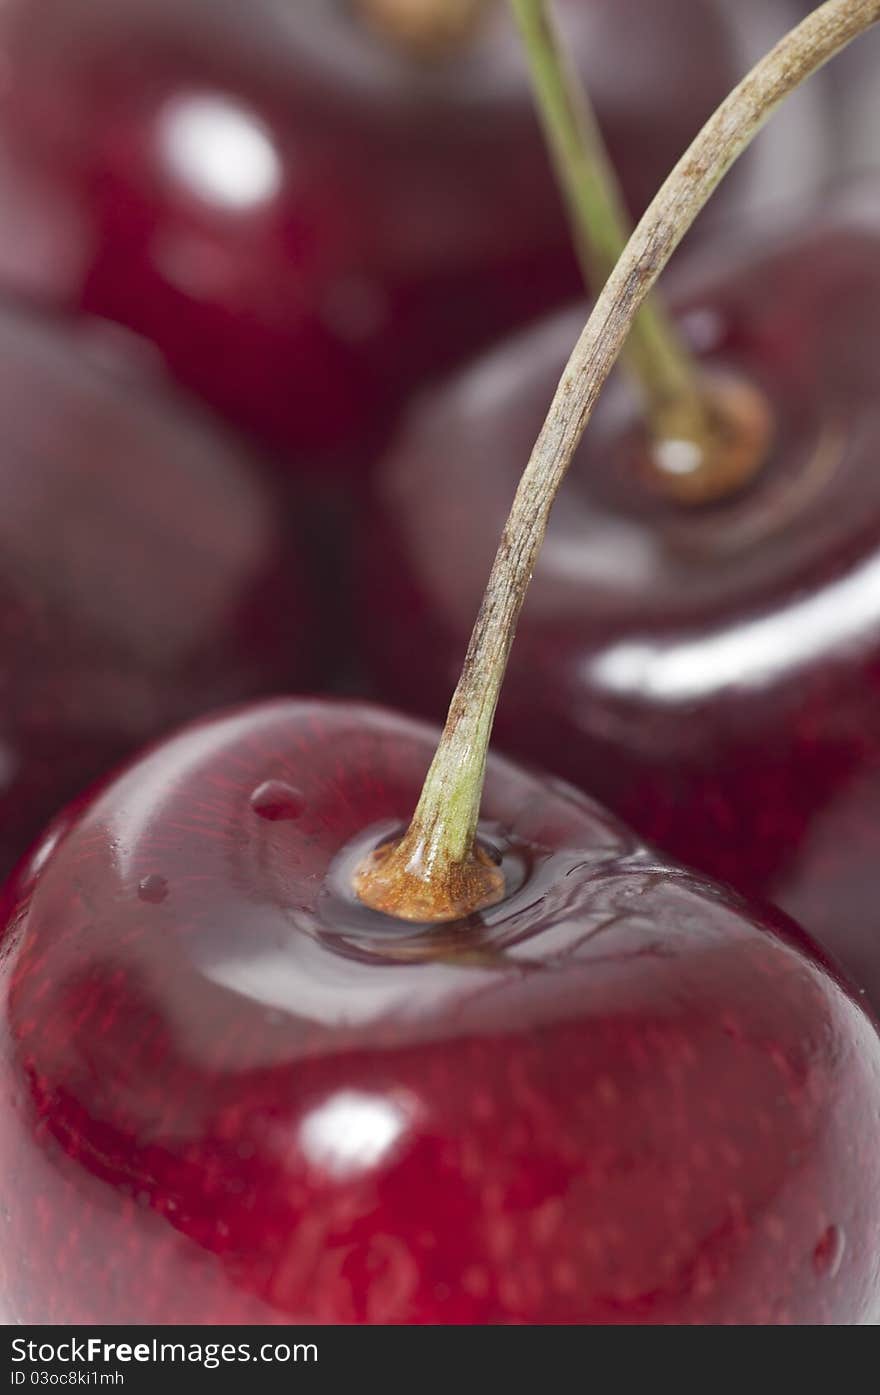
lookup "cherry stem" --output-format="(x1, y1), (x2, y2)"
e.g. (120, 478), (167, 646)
(510, 0), (779, 506)
(509, 0), (706, 435)
(355, 0), (880, 923)
(354, 0), (489, 57)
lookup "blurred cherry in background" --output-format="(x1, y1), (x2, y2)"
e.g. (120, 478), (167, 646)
(361, 188), (880, 1011)
(0, 0), (822, 471)
(0, 302), (315, 879)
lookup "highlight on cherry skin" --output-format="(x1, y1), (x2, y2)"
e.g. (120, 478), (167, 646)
(1, 698), (879, 1325)
(361, 187), (880, 1017)
(0, 0), (818, 467)
(0, 297), (316, 884)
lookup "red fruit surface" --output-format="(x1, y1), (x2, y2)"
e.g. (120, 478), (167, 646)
(362, 189), (880, 1013)
(0, 301), (314, 880)
(0, 0), (812, 466)
(1, 699), (878, 1324)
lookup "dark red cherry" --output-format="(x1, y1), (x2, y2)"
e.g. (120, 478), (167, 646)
(0, 0), (816, 466)
(0, 300), (314, 881)
(1, 698), (879, 1324)
(361, 188), (880, 1014)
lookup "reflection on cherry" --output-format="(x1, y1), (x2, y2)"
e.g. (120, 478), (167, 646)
(362, 190), (880, 1010)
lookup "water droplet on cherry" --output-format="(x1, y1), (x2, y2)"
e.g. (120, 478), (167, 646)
(812, 1224), (845, 1279)
(137, 875), (169, 905)
(249, 780), (305, 822)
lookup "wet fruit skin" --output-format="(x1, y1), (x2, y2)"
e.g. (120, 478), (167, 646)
(0, 0), (789, 466)
(1, 699), (879, 1325)
(362, 190), (880, 1015)
(0, 300), (314, 881)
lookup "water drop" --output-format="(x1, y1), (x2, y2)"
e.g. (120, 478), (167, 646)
(812, 1224), (845, 1279)
(138, 874), (168, 904)
(249, 780), (305, 822)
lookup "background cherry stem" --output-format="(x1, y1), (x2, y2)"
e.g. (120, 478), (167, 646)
(355, 0), (488, 56)
(356, 0), (880, 922)
(508, 0), (709, 438)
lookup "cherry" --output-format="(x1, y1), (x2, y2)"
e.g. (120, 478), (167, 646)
(1, 697), (879, 1324)
(0, 299), (315, 881)
(361, 187), (880, 1012)
(0, 0), (814, 466)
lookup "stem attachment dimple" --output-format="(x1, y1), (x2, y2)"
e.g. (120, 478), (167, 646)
(354, 0), (880, 924)
(354, 0), (490, 58)
(645, 372), (776, 507)
(354, 836), (504, 923)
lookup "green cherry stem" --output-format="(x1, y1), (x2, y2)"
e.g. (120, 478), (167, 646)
(508, 0), (705, 434)
(509, 0), (776, 506)
(355, 0), (880, 923)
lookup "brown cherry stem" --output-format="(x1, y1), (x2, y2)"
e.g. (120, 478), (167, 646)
(355, 0), (880, 922)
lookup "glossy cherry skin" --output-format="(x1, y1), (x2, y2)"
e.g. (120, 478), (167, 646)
(2, 699), (879, 1325)
(0, 300), (314, 882)
(362, 190), (880, 1014)
(0, 0), (811, 467)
